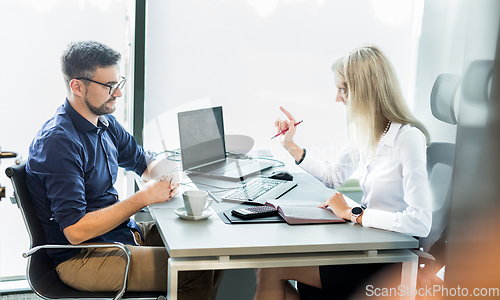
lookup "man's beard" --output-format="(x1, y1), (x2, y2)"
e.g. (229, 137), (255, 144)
(84, 95), (116, 116)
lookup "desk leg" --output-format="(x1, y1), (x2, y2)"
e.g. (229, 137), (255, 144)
(167, 258), (179, 300)
(400, 253), (418, 300)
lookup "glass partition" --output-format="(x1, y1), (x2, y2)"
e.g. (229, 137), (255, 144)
(0, 0), (135, 282)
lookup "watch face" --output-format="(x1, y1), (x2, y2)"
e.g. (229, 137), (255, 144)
(351, 207), (363, 215)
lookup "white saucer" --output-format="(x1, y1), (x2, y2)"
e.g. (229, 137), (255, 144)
(174, 207), (214, 221)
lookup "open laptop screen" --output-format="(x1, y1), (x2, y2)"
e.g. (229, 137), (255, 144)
(178, 106), (226, 171)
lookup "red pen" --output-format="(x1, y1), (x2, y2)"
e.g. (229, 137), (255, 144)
(271, 120), (303, 139)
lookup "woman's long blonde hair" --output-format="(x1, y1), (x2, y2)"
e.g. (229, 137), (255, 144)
(332, 44), (429, 157)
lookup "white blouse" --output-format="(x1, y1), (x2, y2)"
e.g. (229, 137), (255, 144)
(299, 123), (432, 237)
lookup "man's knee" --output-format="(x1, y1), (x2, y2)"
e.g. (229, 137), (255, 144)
(136, 221), (164, 246)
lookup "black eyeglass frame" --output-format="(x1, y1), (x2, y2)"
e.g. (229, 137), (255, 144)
(75, 76), (127, 95)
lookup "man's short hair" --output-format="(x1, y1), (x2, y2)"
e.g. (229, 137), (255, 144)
(61, 41), (121, 90)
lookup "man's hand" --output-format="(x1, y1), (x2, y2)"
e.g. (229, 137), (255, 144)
(140, 175), (179, 205)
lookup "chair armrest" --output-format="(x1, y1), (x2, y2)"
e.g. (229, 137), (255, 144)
(336, 177), (362, 192)
(410, 249), (436, 261)
(23, 242), (131, 300)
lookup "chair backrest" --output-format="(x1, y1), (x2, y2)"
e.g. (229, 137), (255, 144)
(6, 162), (161, 299)
(419, 73), (461, 253)
(430, 73), (461, 125)
(6, 161), (94, 297)
(7, 162), (47, 248)
(420, 142), (455, 252)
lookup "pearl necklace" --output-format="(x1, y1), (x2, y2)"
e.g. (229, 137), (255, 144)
(368, 120), (392, 162)
(379, 121), (391, 144)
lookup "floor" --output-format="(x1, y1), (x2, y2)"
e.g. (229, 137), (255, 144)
(0, 293), (39, 300)
(0, 268), (256, 300)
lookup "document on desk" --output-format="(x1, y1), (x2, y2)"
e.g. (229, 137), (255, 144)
(265, 200), (346, 225)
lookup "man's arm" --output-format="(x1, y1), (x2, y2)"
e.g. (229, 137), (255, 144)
(63, 179), (176, 245)
(141, 159), (159, 182)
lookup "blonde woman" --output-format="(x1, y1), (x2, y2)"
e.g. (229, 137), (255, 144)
(254, 45), (432, 300)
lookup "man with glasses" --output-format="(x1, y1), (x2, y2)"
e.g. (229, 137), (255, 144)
(25, 41), (223, 298)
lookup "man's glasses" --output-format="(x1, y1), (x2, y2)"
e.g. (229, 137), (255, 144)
(75, 76), (127, 95)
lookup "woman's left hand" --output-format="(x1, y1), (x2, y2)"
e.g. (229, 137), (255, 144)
(319, 192), (352, 220)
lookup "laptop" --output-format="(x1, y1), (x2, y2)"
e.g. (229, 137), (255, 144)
(177, 106), (275, 179)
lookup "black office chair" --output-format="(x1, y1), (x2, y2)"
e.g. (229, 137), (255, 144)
(6, 161), (164, 300)
(416, 73), (461, 287)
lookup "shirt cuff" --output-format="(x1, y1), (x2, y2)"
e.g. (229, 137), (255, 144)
(295, 148), (306, 165)
(361, 208), (395, 231)
(144, 150), (156, 166)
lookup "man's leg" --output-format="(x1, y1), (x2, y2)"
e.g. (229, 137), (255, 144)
(56, 244), (219, 297)
(56, 221), (223, 297)
(56, 247), (134, 292)
(137, 221), (224, 300)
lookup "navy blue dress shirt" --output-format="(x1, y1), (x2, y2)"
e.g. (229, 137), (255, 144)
(26, 100), (150, 266)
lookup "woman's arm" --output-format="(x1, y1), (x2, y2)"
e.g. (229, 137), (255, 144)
(276, 106), (358, 188)
(362, 127), (432, 237)
(300, 146), (358, 189)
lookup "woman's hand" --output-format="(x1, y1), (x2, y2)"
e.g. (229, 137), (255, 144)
(275, 106), (298, 148)
(275, 106), (304, 162)
(319, 192), (352, 220)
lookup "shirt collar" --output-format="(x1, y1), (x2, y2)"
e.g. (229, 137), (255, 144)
(380, 122), (401, 147)
(98, 116), (109, 128)
(64, 99), (109, 134)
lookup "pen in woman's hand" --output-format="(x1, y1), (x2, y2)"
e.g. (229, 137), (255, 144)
(271, 120), (303, 139)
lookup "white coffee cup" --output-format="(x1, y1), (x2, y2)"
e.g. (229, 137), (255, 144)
(182, 190), (213, 217)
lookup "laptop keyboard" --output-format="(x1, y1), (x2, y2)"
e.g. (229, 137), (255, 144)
(221, 178), (285, 201)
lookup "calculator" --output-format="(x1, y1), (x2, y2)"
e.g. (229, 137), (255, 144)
(231, 206), (279, 219)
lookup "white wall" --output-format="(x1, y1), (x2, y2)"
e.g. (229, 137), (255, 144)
(0, 0), (134, 279)
(143, 0), (422, 171)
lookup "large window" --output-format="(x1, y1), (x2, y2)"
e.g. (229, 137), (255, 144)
(143, 0), (423, 170)
(0, 0), (135, 281)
